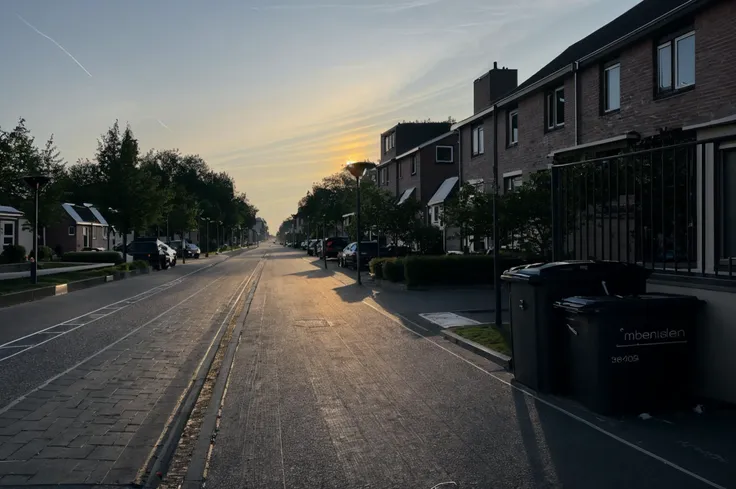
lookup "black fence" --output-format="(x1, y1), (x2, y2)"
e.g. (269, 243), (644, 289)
(551, 139), (701, 276)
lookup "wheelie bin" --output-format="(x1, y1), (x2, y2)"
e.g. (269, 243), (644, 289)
(554, 293), (702, 415)
(500, 261), (650, 394)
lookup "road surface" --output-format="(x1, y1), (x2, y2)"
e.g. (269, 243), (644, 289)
(0, 244), (732, 488)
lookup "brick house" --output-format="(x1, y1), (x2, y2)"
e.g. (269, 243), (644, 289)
(452, 0), (736, 404)
(46, 203), (111, 254)
(377, 122), (452, 197)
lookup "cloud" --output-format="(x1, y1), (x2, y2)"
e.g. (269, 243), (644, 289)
(17, 14), (93, 78)
(250, 0), (445, 13)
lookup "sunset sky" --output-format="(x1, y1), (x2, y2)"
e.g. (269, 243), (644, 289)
(0, 0), (641, 228)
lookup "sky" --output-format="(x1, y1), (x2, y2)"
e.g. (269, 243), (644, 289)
(0, 0), (642, 229)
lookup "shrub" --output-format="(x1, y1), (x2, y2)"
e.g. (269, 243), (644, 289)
(403, 255), (531, 287)
(369, 257), (394, 280)
(131, 260), (150, 271)
(29, 246), (54, 261)
(383, 258), (405, 282)
(115, 263), (131, 271)
(62, 251), (123, 265)
(0, 244), (26, 264)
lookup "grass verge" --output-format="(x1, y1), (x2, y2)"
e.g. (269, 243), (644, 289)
(450, 324), (511, 356)
(0, 264), (135, 295)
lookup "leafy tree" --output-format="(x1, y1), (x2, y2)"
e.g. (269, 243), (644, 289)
(499, 171), (553, 257)
(442, 183), (493, 251)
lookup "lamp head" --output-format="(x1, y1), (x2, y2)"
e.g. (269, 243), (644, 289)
(346, 161), (376, 178)
(22, 174), (51, 190)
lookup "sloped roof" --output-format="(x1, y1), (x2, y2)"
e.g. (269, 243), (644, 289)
(62, 203), (107, 225)
(427, 177), (459, 207)
(0, 205), (23, 217)
(395, 131), (456, 160)
(397, 187), (416, 205)
(84, 204), (109, 226)
(502, 0), (698, 102)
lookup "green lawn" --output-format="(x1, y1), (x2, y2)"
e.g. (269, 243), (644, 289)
(450, 324), (511, 356)
(0, 266), (119, 295)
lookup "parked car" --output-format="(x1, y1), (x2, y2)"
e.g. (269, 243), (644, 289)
(126, 239), (171, 270)
(307, 239), (320, 256)
(81, 246), (105, 252)
(168, 239), (200, 259)
(319, 236), (349, 259)
(159, 242), (177, 266)
(340, 241), (387, 269)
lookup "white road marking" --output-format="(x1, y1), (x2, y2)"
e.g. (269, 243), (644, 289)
(0, 274), (228, 416)
(0, 258), (227, 363)
(361, 299), (727, 489)
(418, 312), (481, 328)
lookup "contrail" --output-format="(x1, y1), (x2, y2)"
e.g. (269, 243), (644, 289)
(157, 119), (172, 132)
(17, 14), (93, 78)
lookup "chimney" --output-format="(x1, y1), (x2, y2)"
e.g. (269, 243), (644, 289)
(473, 62), (519, 114)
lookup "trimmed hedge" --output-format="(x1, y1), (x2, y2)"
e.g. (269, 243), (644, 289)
(369, 257), (392, 280)
(403, 255), (530, 287)
(383, 258), (405, 282)
(28, 246), (54, 261)
(62, 251), (123, 265)
(0, 245), (26, 264)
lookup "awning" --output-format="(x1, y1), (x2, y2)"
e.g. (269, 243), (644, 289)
(548, 132), (639, 158)
(427, 177), (459, 206)
(397, 187), (416, 205)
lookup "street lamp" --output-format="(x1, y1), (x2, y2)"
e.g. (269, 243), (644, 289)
(346, 161), (376, 285)
(22, 175), (51, 284)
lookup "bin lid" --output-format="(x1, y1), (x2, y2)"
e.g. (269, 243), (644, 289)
(554, 293), (702, 314)
(500, 260), (647, 284)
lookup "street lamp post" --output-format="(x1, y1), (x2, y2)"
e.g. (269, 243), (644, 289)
(204, 218), (211, 257)
(22, 175), (51, 285)
(346, 161), (376, 285)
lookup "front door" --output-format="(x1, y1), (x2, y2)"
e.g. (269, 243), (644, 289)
(1, 221), (15, 250)
(83, 227), (89, 248)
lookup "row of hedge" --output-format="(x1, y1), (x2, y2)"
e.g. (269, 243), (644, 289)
(369, 254), (536, 287)
(62, 251), (124, 265)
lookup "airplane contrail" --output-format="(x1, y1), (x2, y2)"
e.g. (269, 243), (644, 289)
(157, 119), (173, 132)
(17, 14), (93, 78)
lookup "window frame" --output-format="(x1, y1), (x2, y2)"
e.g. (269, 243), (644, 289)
(503, 170), (523, 193)
(398, 160), (403, 179)
(68, 225), (76, 236)
(471, 124), (484, 156)
(546, 86), (565, 130)
(602, 61), (621, 113)
(435, 145), (454, 163)
(411, 155), (418, 175)
(508, 109), (519, 146)
(655, 30), (695, 97)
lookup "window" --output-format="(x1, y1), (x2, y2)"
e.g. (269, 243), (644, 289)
(657, 31), (695, 93)
(471, 124), (484, 156)
(546, 87), (565, 129)
(83, 227), (89, 248)
(436, 146), (453, 163)
(2, 222), (14, 248)
(432, 205), (439, 223)
(503, 172), (523, 192)
(411, 155), (418, 175)
(398, 161), (403, 178)
(92, 226), (97, 240)
(384, 132), (395, 152)
(508, 110), (518, 145)
(385, 166), (390, 184)
(68, 226), (75, 236)
(603, 63), (621, 112)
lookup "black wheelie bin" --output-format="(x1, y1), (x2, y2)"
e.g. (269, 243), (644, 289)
(500, 261), (650, 394)
(555, 293), (702, 415)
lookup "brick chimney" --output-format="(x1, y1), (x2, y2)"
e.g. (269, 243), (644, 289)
(473, 61), (518, 114)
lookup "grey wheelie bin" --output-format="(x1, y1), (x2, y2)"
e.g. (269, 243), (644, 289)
(500, 261), (650, 394)
(554, 293), (702, 415)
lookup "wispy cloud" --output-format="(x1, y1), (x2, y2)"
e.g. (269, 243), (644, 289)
(17, 14), (92, 78)
(250, 0), (444, 13)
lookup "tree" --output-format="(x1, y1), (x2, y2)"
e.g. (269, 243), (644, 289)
(96, 121), (165, 261)
(442, 183), (493, 251)
(499, 171), (553, 257)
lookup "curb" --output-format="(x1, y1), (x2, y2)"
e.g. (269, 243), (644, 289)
(441, 329), (512, 370)
(0, 267), (152, 309)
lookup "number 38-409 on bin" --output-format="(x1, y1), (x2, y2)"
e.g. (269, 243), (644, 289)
(611, 355), (639, 364)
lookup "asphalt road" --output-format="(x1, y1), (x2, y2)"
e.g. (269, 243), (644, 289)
(205, 246), (733, 489)
(0, 247), (265, 486)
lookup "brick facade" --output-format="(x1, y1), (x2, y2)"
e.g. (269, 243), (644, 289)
(578, 0), (736, 143)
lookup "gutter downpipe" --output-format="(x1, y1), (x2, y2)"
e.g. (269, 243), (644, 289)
(492, 104), (502, 329)
(574, 61), (580, 146)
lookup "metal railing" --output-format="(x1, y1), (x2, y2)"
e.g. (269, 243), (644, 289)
(551, 138), (702, 276)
